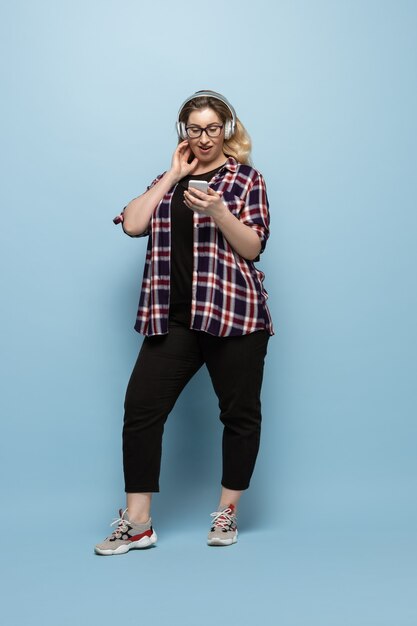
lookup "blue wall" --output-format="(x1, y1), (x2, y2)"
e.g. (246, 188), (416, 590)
(1, 1), (416, 624)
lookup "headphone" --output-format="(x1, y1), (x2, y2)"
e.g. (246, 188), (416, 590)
(176, 90), (237, 141)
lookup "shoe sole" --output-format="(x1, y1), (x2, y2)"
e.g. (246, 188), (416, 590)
(95, 531), (158, 555)
(207, 530), (238, 546)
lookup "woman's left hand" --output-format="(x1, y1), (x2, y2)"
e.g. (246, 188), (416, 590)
(183, 187), (227, 220)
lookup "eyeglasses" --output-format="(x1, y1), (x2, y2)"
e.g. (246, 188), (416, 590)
(185, 124), (224, 138)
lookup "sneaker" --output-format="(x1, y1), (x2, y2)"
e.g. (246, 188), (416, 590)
(207, 503), (238, 546)
(94, 508), (157, 555)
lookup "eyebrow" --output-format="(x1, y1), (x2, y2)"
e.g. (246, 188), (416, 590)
(186, 123), (222, 127)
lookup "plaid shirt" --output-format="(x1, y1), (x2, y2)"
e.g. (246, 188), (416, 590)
(113, 156), (274, 337)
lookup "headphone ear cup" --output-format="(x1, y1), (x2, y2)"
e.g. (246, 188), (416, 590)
(176, 121), (186, 140)
(224, 119), (232, 140)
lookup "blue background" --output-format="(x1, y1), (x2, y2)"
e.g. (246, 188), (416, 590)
(1, 1), (416, 624)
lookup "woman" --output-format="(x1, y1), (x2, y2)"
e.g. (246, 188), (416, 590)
(95, 90), (274, 555)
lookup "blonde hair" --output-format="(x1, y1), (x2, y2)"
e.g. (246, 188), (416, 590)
(178, 95), (252, 166)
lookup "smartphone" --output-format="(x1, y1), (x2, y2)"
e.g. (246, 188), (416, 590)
(188, 180), (208, 193)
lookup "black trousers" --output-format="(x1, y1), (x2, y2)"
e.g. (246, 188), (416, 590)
(122, 320), (270, 492)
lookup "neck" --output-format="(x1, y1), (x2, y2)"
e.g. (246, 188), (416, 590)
(192, 154), (228, 175)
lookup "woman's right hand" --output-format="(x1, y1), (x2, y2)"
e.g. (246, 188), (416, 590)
(169, 140), (199, 183)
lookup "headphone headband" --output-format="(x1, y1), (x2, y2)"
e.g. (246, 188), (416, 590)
(176, 90), (237, 140)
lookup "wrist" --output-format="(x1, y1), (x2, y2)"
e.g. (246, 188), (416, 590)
(166, 169), (180, 185)
(212, 199), (229, 223)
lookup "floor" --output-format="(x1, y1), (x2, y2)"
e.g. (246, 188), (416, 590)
(3, 504), (416, 626)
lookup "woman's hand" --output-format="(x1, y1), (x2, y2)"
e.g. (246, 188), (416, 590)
(183, 186), (262, 260)
(169, 140), (199, 183)
(183, 186), (227, 220)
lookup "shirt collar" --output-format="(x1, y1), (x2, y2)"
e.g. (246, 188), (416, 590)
(222, 156), (239, 172)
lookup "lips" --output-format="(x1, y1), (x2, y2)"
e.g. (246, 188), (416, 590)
(199, 146), (212, 152)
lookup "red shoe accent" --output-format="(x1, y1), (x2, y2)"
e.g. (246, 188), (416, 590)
(219, 504), (235, 515)
(128, 528), (153, 542)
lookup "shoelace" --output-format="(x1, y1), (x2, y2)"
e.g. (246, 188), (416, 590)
(210, 507), (236, 530)
(109, 508), (131, 538)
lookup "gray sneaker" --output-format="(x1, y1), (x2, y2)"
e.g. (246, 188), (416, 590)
(94, 508), (157, 555)
(207, 503), (238, 546)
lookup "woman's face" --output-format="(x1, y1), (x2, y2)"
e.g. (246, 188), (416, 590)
(185, 107), (226, 167)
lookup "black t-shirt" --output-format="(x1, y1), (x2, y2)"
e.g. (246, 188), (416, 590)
(169, 163), (225, 326)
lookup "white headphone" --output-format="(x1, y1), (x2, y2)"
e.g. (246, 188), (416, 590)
(176, 90), (237, 141)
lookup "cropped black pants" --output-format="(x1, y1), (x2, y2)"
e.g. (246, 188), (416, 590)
(122, 320), (270, 492)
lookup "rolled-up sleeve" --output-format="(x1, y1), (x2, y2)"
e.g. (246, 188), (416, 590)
(112, 171), (166, 237)
(238, 172), (270, 255)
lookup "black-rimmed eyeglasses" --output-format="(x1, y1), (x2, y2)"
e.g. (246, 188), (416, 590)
(185, 124), (224, 138)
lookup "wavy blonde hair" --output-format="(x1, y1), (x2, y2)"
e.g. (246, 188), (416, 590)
(178, 95), (252, 166)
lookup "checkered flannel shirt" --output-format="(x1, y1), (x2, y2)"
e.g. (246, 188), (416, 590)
(113, 156), (274, 337)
